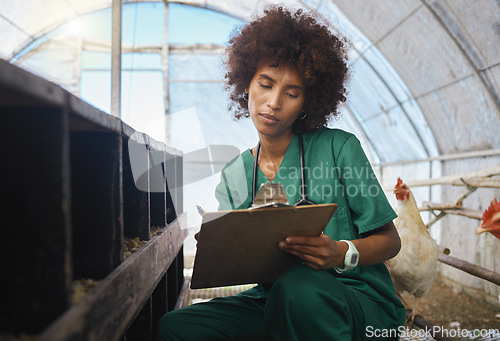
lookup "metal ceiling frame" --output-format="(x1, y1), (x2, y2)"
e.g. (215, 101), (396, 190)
(8, 0), (494, 166)
(419, 0), (500, 120)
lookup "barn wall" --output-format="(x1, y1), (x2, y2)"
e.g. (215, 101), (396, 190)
(380, 155), (500, 308)
(438, 156), (500, 308)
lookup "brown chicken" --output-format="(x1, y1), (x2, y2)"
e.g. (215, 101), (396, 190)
(476, 198), (500, 239)
(386, 178), (439, 325)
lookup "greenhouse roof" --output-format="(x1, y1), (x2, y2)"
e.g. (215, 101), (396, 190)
(1, 0), (500, 165)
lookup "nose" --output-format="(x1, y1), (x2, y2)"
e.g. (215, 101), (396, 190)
(267, 90), (281, 110)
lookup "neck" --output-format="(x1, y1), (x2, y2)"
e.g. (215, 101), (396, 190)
(258, 131), (294, 158)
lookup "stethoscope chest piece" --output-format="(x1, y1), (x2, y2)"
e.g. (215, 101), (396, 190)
(252, 134), (316, 207)
(251, 183), (289, 208)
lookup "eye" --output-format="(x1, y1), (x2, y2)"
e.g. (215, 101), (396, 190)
(285, 92), (299, 98)
(259, 83), (271, 89)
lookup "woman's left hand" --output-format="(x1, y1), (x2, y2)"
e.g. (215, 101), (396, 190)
(279, 222), (401, 270)
(278, 233), (347, 270)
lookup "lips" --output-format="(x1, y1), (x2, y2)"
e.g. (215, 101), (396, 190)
(260, 113), (279, 124)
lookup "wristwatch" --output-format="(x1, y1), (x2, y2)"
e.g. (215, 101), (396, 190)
(334, 240), (359, 273)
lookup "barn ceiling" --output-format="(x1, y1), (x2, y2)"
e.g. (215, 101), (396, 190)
(1, 0), (499, 164)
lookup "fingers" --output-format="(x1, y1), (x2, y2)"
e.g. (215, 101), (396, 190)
(279, 240), (327, 258)
(283, 234), (325, 246)
(281, 246), (328, 270)
(279, 233), (342, 270)
(279, 235), (332, 270)
(279, 233), (329, 254)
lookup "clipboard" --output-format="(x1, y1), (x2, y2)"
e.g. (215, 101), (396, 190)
(190, 203), (337, 289)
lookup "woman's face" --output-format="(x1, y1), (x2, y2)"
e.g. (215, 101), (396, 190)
(247, 61), (306, 139)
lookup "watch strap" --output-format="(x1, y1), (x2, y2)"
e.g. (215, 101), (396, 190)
(333, 239), (359, 274)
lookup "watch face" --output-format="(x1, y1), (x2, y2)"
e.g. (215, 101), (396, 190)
(350, 254), (358, 265)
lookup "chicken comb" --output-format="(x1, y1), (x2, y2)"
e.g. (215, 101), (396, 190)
(395, 177), (403, 188)
(482, 198), (500, 221)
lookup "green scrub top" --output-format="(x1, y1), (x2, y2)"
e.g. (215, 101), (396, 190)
(215, 127), (405, 330)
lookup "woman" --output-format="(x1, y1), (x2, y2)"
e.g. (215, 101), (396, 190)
(157, 6), (405, 340)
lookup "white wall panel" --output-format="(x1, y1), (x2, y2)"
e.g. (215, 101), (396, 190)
(439, 156), (500, 307)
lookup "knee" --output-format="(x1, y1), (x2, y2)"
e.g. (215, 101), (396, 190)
(269, 265), (325, 308)
(272, 265), (313, 296)
(268, 265), (349, 315)
(156, 310), (184, 341)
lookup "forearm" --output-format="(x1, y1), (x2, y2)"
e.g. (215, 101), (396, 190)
(348, 221), (401, 266)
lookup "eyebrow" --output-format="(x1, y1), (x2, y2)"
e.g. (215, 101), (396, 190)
(258, 74), (305, 91)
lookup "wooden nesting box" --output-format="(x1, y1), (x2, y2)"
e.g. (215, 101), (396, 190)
(0, 59), (187, 340)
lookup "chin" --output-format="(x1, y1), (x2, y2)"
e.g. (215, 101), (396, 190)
(258, 128), (289, 138)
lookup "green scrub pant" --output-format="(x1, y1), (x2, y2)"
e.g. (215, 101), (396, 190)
(157, 265), (386, 341)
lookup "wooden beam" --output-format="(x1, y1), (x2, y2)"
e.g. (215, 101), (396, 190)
(379, 148), (500, 167)
(438, 253), (500, 286)
(0, 59), (65, 106)
(38, 215), (188, 341)
(449, 177), (500, 188)
(420, 206), (483, 220)
(439, 208), (482, 220)
(406, 166), (500, 188)
(420, 201), (462, 210)
(440, 247), (451, 255)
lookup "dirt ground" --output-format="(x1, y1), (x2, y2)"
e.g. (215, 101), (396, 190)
(401, 280), (500, 332)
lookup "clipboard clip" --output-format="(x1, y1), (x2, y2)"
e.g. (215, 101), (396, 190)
(250, 183), (290, 209)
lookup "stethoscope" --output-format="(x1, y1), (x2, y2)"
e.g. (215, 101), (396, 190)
(252, 134), (316, 206)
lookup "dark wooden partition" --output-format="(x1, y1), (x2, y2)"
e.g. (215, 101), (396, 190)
(0, 59), (187, 340)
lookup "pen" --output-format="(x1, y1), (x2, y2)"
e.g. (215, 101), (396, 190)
(196, 205), (206, 216)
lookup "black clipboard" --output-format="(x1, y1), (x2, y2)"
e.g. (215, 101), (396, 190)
(190, 203), (337, 289)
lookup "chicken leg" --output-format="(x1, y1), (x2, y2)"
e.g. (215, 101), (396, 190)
(407, 298), (420, 328)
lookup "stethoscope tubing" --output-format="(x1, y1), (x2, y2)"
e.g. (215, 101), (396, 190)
(252, 134), (316, 206)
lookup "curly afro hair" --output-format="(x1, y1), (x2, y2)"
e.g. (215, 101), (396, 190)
(224, 6), (350, 134)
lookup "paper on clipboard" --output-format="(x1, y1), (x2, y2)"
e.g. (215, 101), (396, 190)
(190, 203), (337, 289)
